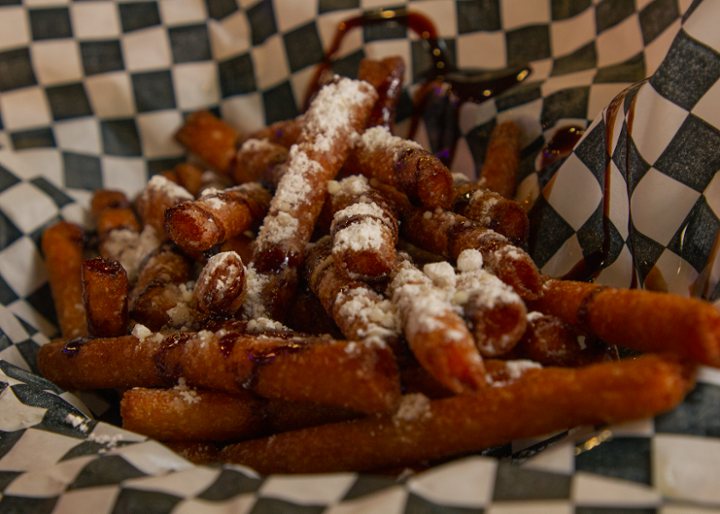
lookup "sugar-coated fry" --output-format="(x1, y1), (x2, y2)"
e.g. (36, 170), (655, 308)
(42, 221), (88, 339)
(357, 56), (405, 131)
(251, 78), (377, 316)
(343, 127), (453, 210)
(232, 138), (289, 185)
(529, 279), (720, 367)
(328, 175), (399, 282)
(129, 245), (191, 331)
(165, 182), (271, 256)
(219, 355), (695, 474)
(386, 256), (487, 394)
(240, 117), (302, 149)
(91, 190), (141, 255)
(164, 441), (223, 465)
(453, 177), (529, 245)
(122, 386), (266, 442)
(136, 175), (194, 241)
(175, 110), (240, 173)
(192, 251), (246, 316)
(121, 386), (362, 442)
(508, 312), (618, 367)
(426, 249), (527, 357)
(101, 225), (161, 284)
(400, 205), (543, 300)
(395, 147), (455, 210)
(38, 331), (401, 413)
(305, 237), (402, 352)
(170, 163), (205, 197)
(477, 121), (522, 199)
(82, 257), (129, 337)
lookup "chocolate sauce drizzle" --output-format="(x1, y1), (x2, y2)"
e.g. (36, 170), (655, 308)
(305, 7), (531, 168)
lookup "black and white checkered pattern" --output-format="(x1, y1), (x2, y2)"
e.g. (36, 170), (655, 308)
(1, 0), (719, 512)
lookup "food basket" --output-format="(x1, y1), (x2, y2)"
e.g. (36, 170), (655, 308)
(0, 0), (719, 512)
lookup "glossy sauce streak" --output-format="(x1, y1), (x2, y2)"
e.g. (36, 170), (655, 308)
(62, 337), (92, 357)
(242, 340), (307, 390)
(560, 84), (642, 283)
(538, 126), (584, 170)
(152, 333), (190, 383)
(304, 7), (530, 167)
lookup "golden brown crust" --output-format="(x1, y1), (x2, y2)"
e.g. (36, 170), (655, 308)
(82, 257), (129, 337)
(42, 221), (88, 339)
(175, 110), (240, 173)
(219, 355), (695, 474)
(530, 279), (720, 367)
(477, 121), (522, 199)
(38, 331), (401, 413)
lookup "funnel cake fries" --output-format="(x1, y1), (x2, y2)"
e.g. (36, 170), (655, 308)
(82, 257), (129, 337)
(509, 312), (618, 367)
(121, 387), (361, 442)
(357, 56), (405, 131)
(174, 110), (240, 173)
(386, 256), (487, 394)
(165, 182), (271, 257)
(38, 331), (401, 413)
(220, 354), (694, 474)
(328, 175), (399, 282)
(344, 126), (454, 209)
(251, 78), (378, 316)
(232, 138), (289, 185)
(160, 163), (205, 197)
(91, 190), (141, 252)
(239, 117), (302, 150)
(192, 251), (246, 317)
(305, 237), (401, 351)
(400, 205), (543, 300)
(42, 221), (87, 339)
(129, 245), (191, 331)
(477, 121), (522, 199)
(136, 175), (194, 242)
(446, 250), (527, 357)
(530, 279), (720, 367)
(453, 177), (529, 245)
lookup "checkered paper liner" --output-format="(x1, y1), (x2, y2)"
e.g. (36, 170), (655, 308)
(1, 0), (720, 512)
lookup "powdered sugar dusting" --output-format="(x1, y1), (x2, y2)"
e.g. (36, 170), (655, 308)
(360, 126), (422, 162)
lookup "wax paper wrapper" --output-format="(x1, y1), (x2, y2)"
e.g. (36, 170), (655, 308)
(1, 0), (720, 512)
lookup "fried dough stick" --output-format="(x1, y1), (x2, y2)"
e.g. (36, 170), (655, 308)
(136, 175), (194, 242)
(305, 237), (402, 353)
(220, 355), (695, 474)
(160, 163), (205, 197)
(232, 138), (289, 186)
(477, 121), (522, 199)
(327, 175), (399, 282)
(453, 176), (529, 245)
(38, 331), (401, 413)
(82, 257), (129, 337)
(42, 221), (87, 339)
(529, 279), (720, 367)
(424, 249), (527, 357)
(251, 78), (378, 318)
(121, 387), (361, 442)
(129, 245), (191, 331)
(399, 202), (543, 301)
(343, 126), (454, 210)
(239, 117), (302, 150)
(386, 256), (487, 394)
(357, 56), (405, 131)
(164, 183), (271, 257)
(175, 110), (240, 173)
(91, 190), (141, 254)
(192, 251), (246, 317)
(506, 312), (618, 367)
